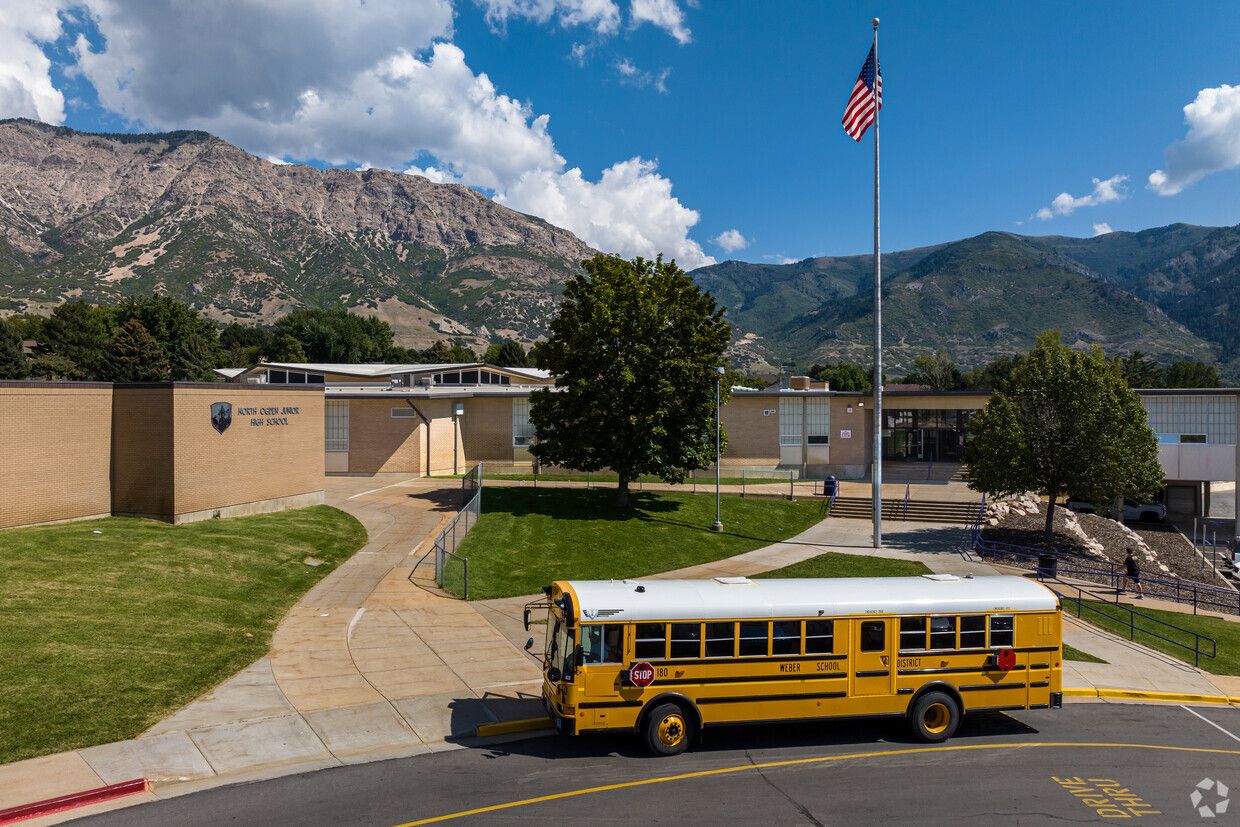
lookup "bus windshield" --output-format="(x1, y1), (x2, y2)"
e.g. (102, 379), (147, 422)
(545, 612), (574, 681)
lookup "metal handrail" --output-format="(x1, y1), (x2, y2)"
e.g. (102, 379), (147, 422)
(1055, 579), (1217, 668)
(975, 535), (1240, 616)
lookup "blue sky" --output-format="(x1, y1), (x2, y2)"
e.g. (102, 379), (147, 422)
(5, 1), (1240, 268)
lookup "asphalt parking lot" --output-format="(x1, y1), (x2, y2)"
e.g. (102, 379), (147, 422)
(75, 704), (1240, 825)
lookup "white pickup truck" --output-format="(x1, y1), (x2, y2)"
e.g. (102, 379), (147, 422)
(1066, 497), (1167, 523)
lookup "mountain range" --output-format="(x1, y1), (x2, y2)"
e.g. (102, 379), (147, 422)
(1, 119), (1238, 378)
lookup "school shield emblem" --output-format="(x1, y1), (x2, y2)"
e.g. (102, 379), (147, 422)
(210, 401), (232, 434)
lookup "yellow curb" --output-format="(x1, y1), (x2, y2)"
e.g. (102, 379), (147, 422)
(1067, 687), (1235, 705)
(475, 717), (553, 737)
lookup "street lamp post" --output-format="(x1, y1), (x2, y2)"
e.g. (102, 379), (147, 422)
(711, 366), (725, 532)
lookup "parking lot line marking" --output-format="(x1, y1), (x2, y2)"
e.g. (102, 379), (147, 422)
(1182, 704), (1240, 743)
(391, 741), (1240, 826)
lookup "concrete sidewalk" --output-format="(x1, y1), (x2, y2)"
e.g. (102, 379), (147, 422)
(1, 475), (544, 824)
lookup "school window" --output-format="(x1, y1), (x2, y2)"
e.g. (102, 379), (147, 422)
(989, 615), (1015, 648)
(960, 615), (986, 648)
(771, 620), (801, 655)
(670, 623), (702, 659)
(860, 620), (886, 652)
(899, 617), (927, 651)
(325, 401), (349, 452)
(512, 398), (535, 447)
(268, 369), (287, 383)
(779, 398), (802, 447)
(930, 616), (957, 650)
(739, 621), (769, 656)
(581, 625), (623, 664)
(806, 397), (830, 445)
(634, 623), (666, 660)
(704, 622), (735, 657)
(804, 619), (834, 654)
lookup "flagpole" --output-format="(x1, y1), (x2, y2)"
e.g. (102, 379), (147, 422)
(870, 17), (883, 549)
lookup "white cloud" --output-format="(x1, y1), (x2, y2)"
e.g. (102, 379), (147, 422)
(404, 163), (462, 185)
(266, 155), (290, 166)
(475, 0), (621, 35)
(1149, 84), (1240, 196)
(614, 58), (670, 93)
(763, 254), (799, 265)
(0, 1), (67, 124)
(1092, 223), (1113, 236)
(712, 229), (748, 252)
(569, 42), (590, 65)
(1035, 174), (1128, 220)
(630, 0), (691, 44)
(500, 158), (714, 269)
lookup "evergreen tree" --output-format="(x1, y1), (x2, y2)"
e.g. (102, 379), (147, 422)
(100, 318), (169, 381)
(425, 340), (455, 363)
(114, 295), (222, 379)
(1118, 351), (1163, 389)
(965, 331), (1162, 540)
(530, 254), (731, 506)
(173, 333), (219, 381)
(487, 339), (528, 367)
(0, 317), (29, 379)
(29, 352), (80, 380)
(37, 301), (109, 379)
(274, 307), (394, 362)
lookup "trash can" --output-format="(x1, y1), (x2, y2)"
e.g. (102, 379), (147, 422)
(1036, 554), (1057, 579)
(823, 476), (838, 498)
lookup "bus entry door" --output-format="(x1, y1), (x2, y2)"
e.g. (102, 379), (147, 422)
(852, 618), (892, 697)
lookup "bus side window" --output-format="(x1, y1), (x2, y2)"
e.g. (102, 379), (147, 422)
(772, 620), (800, 655)
(805, 619), (833, 654)
(899, 617), (927, 651)
(670, 623), (702, 659)
(739, 621), (768, 656)
(635, 623), (667, 660)
(989, 615), (1015, 648)
(705, 622), (735, 657)
(960, 615), (986, 648)
(579, 624), (622, 664)
(860, 620), (886, 652)
(930, 616), (956, 650)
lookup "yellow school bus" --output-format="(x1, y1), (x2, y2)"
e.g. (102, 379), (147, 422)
(524, 574), (1062, 755)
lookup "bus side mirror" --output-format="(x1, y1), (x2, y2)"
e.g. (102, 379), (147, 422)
(524, 637), (534, 652)
(523, 608), (531, 631)
(547, 666), (562, 682)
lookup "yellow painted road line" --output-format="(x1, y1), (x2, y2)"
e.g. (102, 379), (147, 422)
(474, 717), (552, 737)
(392, 741), (1240, 826)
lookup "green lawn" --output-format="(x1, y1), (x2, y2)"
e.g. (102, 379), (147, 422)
(452, 487), (829, 599)
(1070, 600), (1239, 674)
(0, 506), (368, 764)
(439, 472), (789, 487)
(1063, 643), (1107, 664)
(754, 552), (930, 579)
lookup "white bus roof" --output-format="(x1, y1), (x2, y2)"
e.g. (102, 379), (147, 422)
(563, 575), (1057, 622)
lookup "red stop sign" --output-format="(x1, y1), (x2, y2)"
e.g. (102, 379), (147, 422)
(629, 661), (656, 687)
(996, 648), (1017, 671)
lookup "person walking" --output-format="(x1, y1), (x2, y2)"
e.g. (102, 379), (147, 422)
(1120, 548), (1144, 599)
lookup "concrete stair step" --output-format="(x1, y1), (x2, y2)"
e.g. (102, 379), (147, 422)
(829, 496), (982, 524)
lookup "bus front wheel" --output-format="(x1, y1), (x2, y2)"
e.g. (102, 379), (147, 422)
(910, 691), (960, 742)
(643, 702), (694, 756)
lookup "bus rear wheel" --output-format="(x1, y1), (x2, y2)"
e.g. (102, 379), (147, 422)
(910, 691), (960, 743)
(643, 702), (694, 756)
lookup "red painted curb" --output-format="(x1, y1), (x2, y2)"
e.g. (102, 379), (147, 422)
(0, 778), (148, 825)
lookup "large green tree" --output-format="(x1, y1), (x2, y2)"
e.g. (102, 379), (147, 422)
(530, 254), (731, 506)
(902, 348), (961, 390)
(113, 295), (222, 380)
(274, 307), (394, 362)
(0, 317), (29, 379)
(1164, 359), (1219, 389)
(810, 361), (871, 392)
(965, 331), (1162, 539)
(1117, 351), (1163, 389)
(483, 339), (528, 368)
(36, 300), (110, 379)
(100, 318), (170, 382)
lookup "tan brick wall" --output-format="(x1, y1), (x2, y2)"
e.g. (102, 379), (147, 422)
(721, 395), (779, 466)
(111, 385), (174, 518)
(0, 383), (114, 529)
(346, 399), (425, 474)
(422, 398), (466, 475)
(460, 397), (514, 464)
(829, 395), (870, 467)
(171, 386), (324, 516)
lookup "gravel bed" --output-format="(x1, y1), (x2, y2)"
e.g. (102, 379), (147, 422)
(983, 503), (1238, 610)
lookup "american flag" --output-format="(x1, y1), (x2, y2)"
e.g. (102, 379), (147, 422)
(842, 44), (882, 141)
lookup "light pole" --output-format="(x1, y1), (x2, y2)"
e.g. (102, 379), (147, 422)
(711, 366), (725, 532)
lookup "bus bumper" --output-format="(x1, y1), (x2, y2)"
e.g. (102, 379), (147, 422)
(1050, 692), (1063, 709)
